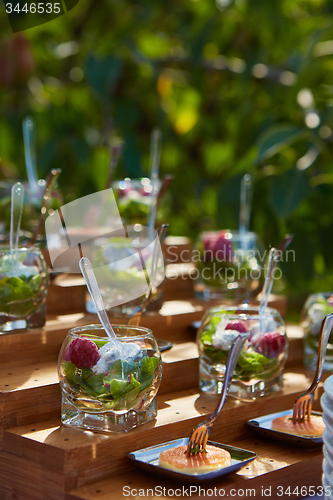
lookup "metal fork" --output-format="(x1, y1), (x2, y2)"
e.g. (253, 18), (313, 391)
(292, 312), (333, 424)
(186, 332), (250, 456)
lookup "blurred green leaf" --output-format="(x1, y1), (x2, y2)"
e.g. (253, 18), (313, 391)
(85, 55), (122, 99)
(1, 0), (333, 305)
(256, 125), (306, 163)
(216, 174), (244, 229)
(91, 147), (110, 192)
(270, 169), (309, 217)
(202, 142), (234, 177)
(280, 229), (316, 289)
(122, 133), (142, 178)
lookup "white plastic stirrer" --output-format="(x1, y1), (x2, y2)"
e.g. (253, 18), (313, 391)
(148, 128), (162, 241)
(239, 173), (252, 252)
(259, 247), (279, 315)
(79, 257), (119, 340)
(10, 182), (25, 275)
(258, 247), (279, 333)
(79, 257), (125, 371)
(22, 116), (39, 205)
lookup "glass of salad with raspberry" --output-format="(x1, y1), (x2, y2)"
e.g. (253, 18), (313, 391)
(0, 180), (62, 246)
(302, 293), (333, 371)
(197, 305), (288, 400)
(58, 324), (162, 433)
(112, 178), (161, 227)
(0, 246), (48, 332)
(193, 230), (264, 304)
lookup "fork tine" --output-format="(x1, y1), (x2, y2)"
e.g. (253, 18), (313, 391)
(187, 424), (210, 456)
(187, 427), (201, 455)
(197, 426), (208, 450)
(304, 399), (309, 421)
(293, 395), (313, 424)
(197, 430), (205, 449)
(306, 397), (312, 421)
(190, 431), (198, 449)
(304, 398), (309, 420)
(293, 398), (302, 424)
(193, 431), (200, 449)
(296, 402), (301, 422)
(197, 427), (208, 451)
(296, 401), (301, 422)
(201, 428), (209, 452)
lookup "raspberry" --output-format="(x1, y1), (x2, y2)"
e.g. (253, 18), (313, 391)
(225, 320), (248, 333)
(255, 331), (286, 359)
(202, 231), (233, 262)
(67, 338), (101, 368)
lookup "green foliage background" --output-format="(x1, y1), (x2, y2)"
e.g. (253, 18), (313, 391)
(1, 0), (333, 306)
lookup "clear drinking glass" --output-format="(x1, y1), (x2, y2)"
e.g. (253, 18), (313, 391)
(197, 305), (288, 401)
(0, 180), (62, 248)
(113, 177), (161, 227)
(58, 324), (162, 433)
(85, 225), (165, 316)
(0, 246), (48, 332)
(302, 293), (333, 371)
(193, 230), (265, 304)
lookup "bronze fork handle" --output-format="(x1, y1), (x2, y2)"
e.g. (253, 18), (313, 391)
(209, 332), (250, 424)
(308, 313), (333, 395)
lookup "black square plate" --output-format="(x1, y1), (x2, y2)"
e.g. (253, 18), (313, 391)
(247, 410), (323, 447)
(127, 437), (257, 483)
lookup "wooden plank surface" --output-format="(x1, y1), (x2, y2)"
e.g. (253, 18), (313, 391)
(0, 265), (322, 500)
(65, 438), (323, 500)
(0, 299), (293, 365)
(2, 368), (324, 492)
(0, 323), (304, 442)
(46, 264), (287, 319)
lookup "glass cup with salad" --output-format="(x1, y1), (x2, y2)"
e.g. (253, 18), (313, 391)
(85, 225), (165, 317)
(58, 324), (162, 433)
(0, 180), (61, 246)
(112, 177), (161, 227)
(0, 246), (48, 332)
(193, 230), (265, 304)
(197, 305), (288, 401)
(302, 292), (333, 371)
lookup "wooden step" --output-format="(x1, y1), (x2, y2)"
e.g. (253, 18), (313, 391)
(65, 437), (323, 500)
(46, 263), (196, 315)
(0, 323), (305, 442)
(0, 321), (305, 445)
(0, 234), (318, 500)
(0, 342), (199, 441)
(0, 432), (322, 500)
(1, 367), (323, 494)
(0, 448), (65, 500)
(0, 297), (296, 368)
(0, 300), (205, 366)
(47, 265), (287, 320)
(164, 262), (195, 301)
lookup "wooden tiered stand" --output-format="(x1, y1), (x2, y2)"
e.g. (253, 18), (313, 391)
(0, 239), (325, 499)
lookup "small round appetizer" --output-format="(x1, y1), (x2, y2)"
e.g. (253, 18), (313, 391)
(271, 414), (325, 437)
(159, 445), (232, 474)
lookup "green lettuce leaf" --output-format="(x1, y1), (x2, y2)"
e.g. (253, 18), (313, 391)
(0, 276), (36, 316)
(139, 356), (160, 389)
(63, 354), (159, 410)
(140, 356), (159, 375)
(63, 361), (76, 385)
